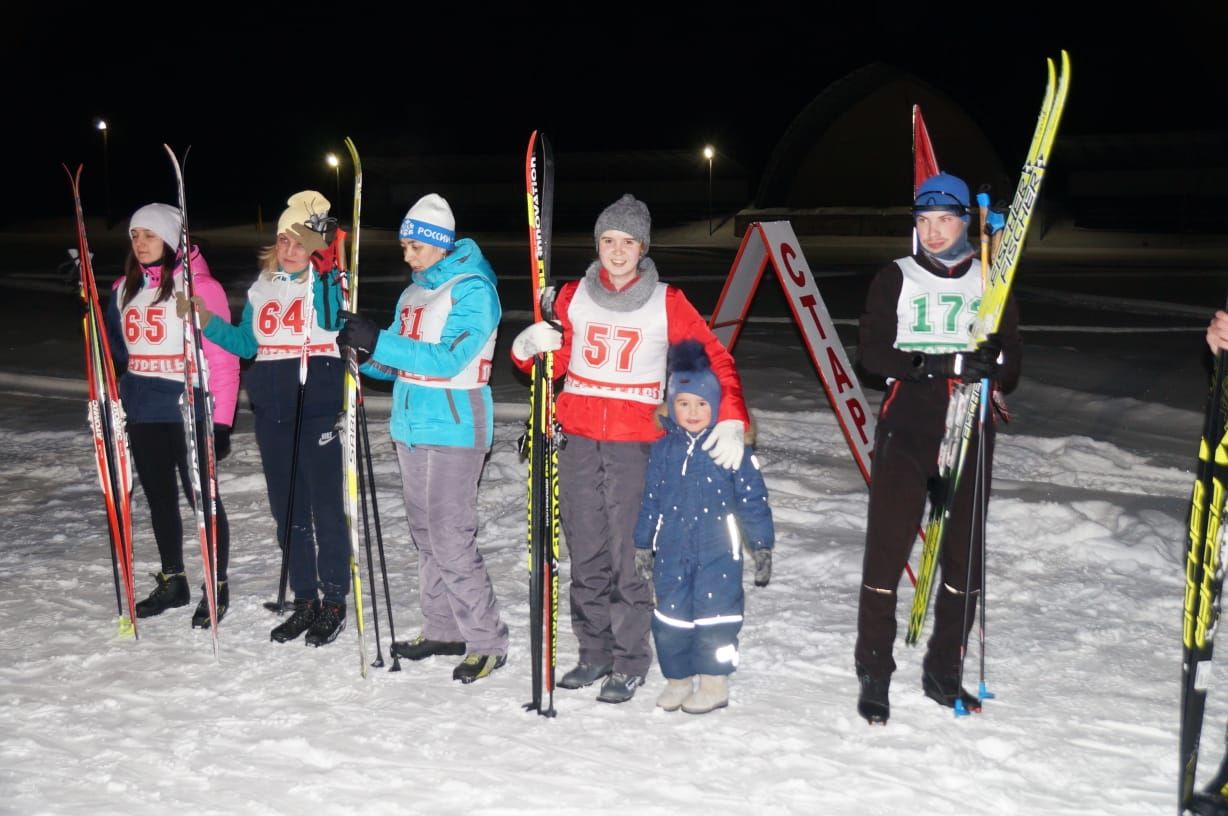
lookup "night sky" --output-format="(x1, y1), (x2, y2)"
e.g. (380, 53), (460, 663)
(10, 6), (1225, 227)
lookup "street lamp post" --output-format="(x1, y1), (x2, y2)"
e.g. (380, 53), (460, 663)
(326, 153), (340, 202)
(703, 145), (715, 236)
(95, 118), (110, 227)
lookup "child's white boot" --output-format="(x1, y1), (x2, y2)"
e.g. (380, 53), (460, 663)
(656, 676), (694, 711)
(681, 674), (729, 714)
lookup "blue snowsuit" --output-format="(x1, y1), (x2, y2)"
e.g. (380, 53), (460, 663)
(633, 417), (774, 678)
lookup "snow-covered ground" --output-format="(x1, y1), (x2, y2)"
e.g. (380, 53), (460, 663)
(0, 302), (1213, 814)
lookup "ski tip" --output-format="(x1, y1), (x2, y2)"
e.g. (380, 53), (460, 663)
(954, 699), (970, 717)
(118, 615), (136, 639)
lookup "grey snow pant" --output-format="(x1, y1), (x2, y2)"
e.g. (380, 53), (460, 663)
(396, 443), (508, 656)
(558, 434), (653, 677)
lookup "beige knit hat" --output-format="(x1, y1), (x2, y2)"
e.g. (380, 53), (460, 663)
(277, 190), (331, 253)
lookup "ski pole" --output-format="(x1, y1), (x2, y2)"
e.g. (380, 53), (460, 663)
(976, 387), (994, 705)
(955, 391), (992, 717)
(264, 292), (313, 614)
(358, 394), (400, 671)
(355, 389), (385, 669)
(953, 189), (997, 716)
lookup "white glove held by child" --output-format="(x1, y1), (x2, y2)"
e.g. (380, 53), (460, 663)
(702, 419), (745, 470)
(512, 321), (563, 360)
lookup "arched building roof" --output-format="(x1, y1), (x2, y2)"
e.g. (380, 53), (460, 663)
(756, 63), (1010, 209)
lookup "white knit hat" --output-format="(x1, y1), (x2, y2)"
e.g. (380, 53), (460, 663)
(276, 190), (331, 253)
(399, 194), (455, 250)
(129, 203), (183, 250)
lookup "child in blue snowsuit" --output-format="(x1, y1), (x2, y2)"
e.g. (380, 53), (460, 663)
(633, 340), (774, 713)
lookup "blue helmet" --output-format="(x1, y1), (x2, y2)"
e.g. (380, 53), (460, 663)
(913, 172), (970, 219)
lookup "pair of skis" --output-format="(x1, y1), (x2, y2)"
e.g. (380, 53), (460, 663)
(64, 165), (138, 638)
(338, 136), (373, 677)
(523, 130), (560, 717)
(905, 52), (1072, 662)
(165, 146), (224, 655)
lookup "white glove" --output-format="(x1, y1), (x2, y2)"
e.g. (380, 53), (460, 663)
(702, 419), (745, 470)
(512, 321), (563, 360)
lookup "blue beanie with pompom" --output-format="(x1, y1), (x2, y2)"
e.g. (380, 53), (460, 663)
(666, 340), (721, 428)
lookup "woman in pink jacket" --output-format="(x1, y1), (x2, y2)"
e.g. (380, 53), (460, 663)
(105, 203), (240, 628)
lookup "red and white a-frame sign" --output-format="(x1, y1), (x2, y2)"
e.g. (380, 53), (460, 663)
(709, 221), (874, 480)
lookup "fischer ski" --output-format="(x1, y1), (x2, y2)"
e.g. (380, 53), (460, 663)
(906, 51), (1071, 648)
(340, 136), (370, 677)
(1180, 318), (1228, 813)
(521, 130), (559, 716)
(164, 144), (222, 655)
(64, 163), (138, 638)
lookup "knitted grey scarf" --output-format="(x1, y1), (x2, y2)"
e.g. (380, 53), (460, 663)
(581, 257), (660, 312)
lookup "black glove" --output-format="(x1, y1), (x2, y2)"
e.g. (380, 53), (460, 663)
(337, 309), (380, 364)
(214, 424), (232, 461)
(752, 549), (772, 587)
(960, 334), (1004, 383)
(634, 548), (653, 582)
(912, 335), (1003, 384)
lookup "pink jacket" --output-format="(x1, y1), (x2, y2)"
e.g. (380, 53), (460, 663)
(108, 246), (239, 427)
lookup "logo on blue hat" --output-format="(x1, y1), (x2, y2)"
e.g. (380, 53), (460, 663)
(399, 218), (455, 250)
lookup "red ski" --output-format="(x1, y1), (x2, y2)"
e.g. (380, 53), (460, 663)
(64, 163), (138, 638)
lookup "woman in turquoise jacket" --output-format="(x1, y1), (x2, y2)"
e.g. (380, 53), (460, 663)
(338, 193), (509, 684)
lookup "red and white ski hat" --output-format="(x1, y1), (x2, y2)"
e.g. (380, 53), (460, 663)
(399, 194), (455, 250)
(277, 190), (331, 253)
(129, 203), (183, 250)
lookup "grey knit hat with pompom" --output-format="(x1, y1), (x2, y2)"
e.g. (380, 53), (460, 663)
(594, 193), (651, 253)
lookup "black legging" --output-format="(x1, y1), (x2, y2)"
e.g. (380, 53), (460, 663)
(127, 422), (229, 581)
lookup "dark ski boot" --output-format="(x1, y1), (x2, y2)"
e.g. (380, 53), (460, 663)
(270, 599), (318, 643)
(391, 634), (466, 661)
(922, 670), (982, 713)
(857, 667), (891, 725)
(452, 653), (507, 684)
(304, 601), (345, 647)
(135, 572), (190, 618)
(191, 581), (228, 629)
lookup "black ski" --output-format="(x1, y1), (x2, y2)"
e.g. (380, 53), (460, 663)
(1181, 305), (1228, 812)
(522, 130), (559, 716)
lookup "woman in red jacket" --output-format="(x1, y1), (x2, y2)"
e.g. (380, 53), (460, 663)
(510, 194), (749, 703)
